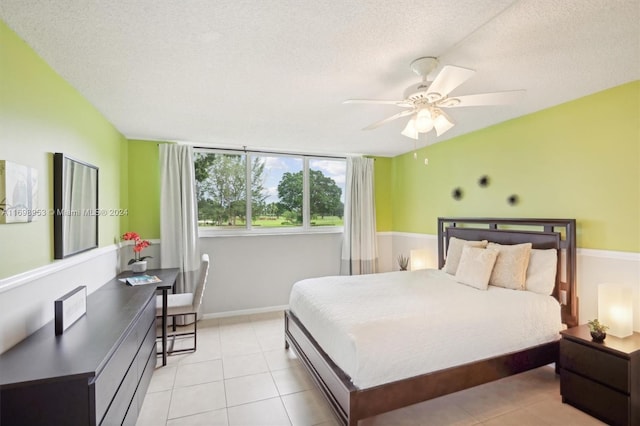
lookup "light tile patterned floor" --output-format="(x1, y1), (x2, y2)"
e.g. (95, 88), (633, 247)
(137, 312), (605, 426)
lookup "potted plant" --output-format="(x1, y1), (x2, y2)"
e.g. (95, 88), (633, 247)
(397, 254), (409, 271)
(587, 319), (609, 342)
(122, 232), (152, 273)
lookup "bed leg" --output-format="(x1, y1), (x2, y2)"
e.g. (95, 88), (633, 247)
(285, 340), (290, 349)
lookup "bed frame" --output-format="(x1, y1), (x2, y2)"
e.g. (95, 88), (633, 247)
(284, 218), (577, 426)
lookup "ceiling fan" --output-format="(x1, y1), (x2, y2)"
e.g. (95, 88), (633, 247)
(344, 56), (524, 140)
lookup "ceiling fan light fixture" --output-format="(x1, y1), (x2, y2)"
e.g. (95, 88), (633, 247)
(415, 108), (434, 133)
(401, 116), (419, 139)
(410, 57), (439, 79)
(433, 110), (455, 136)
(346, 55), (524, 143)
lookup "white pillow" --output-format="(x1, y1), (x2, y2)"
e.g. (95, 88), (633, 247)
(455, 246), (498, 290)
(443, 237), (489, 275)
(525, 248), (558, 295)
(487, 242), (532, 290)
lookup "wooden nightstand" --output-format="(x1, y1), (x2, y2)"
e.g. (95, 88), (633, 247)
(560, 325), (640, 426)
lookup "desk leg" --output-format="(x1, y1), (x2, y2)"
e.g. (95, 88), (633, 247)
(162, 289), (168, 366)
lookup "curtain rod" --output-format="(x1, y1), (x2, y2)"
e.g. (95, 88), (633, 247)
(193, 145), (347, 160)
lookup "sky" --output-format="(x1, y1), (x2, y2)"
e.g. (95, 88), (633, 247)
(260, 156), (346, 204)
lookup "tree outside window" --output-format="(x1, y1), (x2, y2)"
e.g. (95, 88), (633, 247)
(253, 155), (302, 228)
(309, 159), (345, 226)
(195, 150), (344, 230)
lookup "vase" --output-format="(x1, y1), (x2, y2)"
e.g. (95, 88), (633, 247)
(131, 260), (148, 273)
(590, 330), (606, 342)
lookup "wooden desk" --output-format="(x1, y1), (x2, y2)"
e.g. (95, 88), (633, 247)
(118, 268), (179, 367)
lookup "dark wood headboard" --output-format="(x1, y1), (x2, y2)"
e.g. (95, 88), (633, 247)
(437, 218), (578, 327)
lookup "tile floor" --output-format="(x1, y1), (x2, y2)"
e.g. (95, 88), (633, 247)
(136, 312), (605, 426)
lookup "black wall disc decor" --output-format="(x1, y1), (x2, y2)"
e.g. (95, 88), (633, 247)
(478, 175), (490, 187)
(452, 187), (463, 200)
(507, 194), (519, 206)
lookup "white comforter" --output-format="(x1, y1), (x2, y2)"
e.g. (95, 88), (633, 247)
(288, 269), (562, 389)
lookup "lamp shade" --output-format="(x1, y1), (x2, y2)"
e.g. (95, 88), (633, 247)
(433, 112), (455, 136)
(401, 116), (419, 139)
(410, 249), (429, 271)
(414, 108), (434, 133)
(598, 283), (634, 338)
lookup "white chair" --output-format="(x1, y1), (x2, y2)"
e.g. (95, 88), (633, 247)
(156, 254), (210, 354)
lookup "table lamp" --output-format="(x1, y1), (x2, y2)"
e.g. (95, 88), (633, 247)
(410, 249), (429, 271)
(598, 283), (634, 338)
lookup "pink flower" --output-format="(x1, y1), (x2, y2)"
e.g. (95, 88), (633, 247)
(121, 231), (152, 264)
(122, 232), (140, 241)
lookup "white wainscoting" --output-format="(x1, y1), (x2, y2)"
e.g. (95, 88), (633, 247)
(381, 232), (640, 331)
(199, 232), (343, 317)
(377, 232), (439, 272)
(0, 245), (121, 354)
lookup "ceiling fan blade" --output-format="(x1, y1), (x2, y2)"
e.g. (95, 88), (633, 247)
(440, 90), (525, 108)
(363, 109), (415, 130)
(427, 65), (475, 99)
(433, 110), (455, 136)
(344, 99), (413, 107)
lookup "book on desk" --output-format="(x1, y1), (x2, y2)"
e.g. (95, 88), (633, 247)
(124, 275), (162, 286)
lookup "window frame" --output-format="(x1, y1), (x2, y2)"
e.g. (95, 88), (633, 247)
(195, 148), (345, 237)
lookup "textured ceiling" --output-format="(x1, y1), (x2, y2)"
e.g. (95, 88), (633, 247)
(1, 0), (638, 156)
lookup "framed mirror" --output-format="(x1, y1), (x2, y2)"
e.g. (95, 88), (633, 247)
(53, 153), (99, 259)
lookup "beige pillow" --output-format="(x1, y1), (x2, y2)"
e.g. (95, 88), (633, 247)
(525, 248), (558, 295)
(443, 237), (489, 275)
(487, 242), (532, 290)
(455, 246), (498, 290)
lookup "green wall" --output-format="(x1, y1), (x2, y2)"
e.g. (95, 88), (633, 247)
(0, 20), (127, 279)
(373, 156), (392, 231)
(379, 81), (639, 252)
(126, 140), (162, 239)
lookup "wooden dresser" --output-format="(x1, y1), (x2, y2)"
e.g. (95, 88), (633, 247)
(0, 279), (157, 425)
(560, 325), (640, 426)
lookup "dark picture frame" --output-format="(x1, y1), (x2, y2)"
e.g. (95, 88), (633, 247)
(53, 153), (99, 259)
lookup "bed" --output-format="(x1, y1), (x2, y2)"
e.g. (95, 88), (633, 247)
(284, 217), (577, 426)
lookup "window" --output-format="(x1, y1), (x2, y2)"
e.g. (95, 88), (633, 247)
(251, 155), (303, 228)
(194, 151), (247, 229)
(309, 159), (345, 227)
(194, 149), (345, 232)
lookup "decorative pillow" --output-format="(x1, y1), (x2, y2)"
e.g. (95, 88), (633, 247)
(525, 248), (558, 295)
(487, 242), (532, 290)
(455, 246), (498, 290)
(443, 237), (489, 275)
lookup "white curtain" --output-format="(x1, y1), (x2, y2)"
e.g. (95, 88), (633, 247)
(340, 156), (378, 275)
(159, 144), (200, 322)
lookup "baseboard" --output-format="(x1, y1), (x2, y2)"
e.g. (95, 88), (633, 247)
(202, 304), (289, 320)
